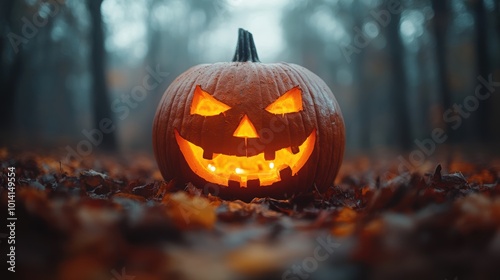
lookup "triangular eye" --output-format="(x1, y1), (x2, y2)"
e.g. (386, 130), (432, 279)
(190, 85), (231, 116)
(265, 86), (303, 115)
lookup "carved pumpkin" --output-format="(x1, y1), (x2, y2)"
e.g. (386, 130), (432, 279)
(153, 29), (344, 200)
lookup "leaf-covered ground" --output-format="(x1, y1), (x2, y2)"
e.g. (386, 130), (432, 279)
(1, 149), (500, 280)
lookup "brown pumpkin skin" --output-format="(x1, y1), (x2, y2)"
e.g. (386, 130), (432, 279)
(153, 29), (344, 201)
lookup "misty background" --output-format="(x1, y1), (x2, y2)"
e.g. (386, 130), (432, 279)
(1, 0), (499, 157)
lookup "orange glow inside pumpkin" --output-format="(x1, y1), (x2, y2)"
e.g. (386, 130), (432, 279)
(233, 115), (259, 138)
(265, 86), (303, 115)
(175, 129), (316, 187)
(178, 85), (313, 187)
(190, 85), (231, 116)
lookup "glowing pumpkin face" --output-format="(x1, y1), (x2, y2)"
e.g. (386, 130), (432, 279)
(175, 85), (316, 188)
(153, 29), (344, 200)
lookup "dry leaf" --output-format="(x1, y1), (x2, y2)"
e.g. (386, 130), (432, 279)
(163, 191), (217, 229)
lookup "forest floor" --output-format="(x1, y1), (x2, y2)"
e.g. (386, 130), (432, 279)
(1, 148), (500, 280)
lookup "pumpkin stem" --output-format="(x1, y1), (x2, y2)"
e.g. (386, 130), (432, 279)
(232, 28), (260, 62)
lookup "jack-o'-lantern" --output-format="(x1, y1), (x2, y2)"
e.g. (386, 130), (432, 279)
(153, 29), (344, 200)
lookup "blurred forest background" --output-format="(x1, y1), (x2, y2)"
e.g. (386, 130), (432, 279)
(1, 0), (499, 157)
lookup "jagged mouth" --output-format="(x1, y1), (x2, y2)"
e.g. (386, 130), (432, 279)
(174, 129), (316, 187)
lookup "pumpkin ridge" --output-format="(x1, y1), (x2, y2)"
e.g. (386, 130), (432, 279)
(156, 79), (179, 178)
(274, 65), (313, 190)
(302, 65), (340, 188)
(279, 63), (326, 188)
(275, 63), (313, 143)
(289, 64), (344, 188)
(251, 62), (263, 136)
(182, 75), (202, 146)
(191, 65), (226, 150)
(212, 63), (235, 103)
(168, 73), (198, 178)
(296, 64), (345, 185)
(174, 67), (210, 170)
(265, 65), (295, 162)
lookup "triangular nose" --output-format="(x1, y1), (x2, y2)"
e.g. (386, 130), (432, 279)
(233, 115), (259, 138)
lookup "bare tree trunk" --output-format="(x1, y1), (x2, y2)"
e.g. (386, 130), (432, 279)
(431, 0), (454, 141)
(0, 0), (21, 146)
(496, 1), (500, 39)
(87, 0), (115, 150)
(492, 0), (500, 143)
(386, 4), (411, 149)
(351, 2), (370, 149)
(471, 0), (491, 142)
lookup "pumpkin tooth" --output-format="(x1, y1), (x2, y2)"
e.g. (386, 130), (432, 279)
(228, 180), (240, 188)
(203, 150), (214, 159)
(279, 166), (293, 180)
(247, 178), (260, 188)
(264, 150), (276, 160)
(291, 146), (300, 154)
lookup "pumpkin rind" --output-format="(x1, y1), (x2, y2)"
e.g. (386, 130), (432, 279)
(153, 29), (344, 200)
